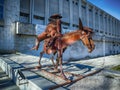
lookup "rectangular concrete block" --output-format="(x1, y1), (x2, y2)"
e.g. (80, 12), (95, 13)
(16, 22), (36, 35)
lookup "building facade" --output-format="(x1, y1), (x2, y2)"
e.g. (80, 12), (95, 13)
(0, 0), (120, 60)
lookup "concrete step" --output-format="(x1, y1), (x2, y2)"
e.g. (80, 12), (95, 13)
(0, 67), (20, 90)
(0, 55), (66, 90)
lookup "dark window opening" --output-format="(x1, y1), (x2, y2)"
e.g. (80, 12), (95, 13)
(0, 0), (4, 20)
(76, 2), (78, 5)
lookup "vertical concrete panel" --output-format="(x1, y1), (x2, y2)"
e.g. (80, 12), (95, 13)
(49, 0), (59, 16)
(86, 2), (89, 26)
(78, 0), (82, 18)
(0, 0), (20, 53)
(0, 27), (4, 50)
(89, 7), (93, 28)
(73, 0), (79, 25)
(69, 0), (73, 29)
(62, 0), (70, 22)
(95, 10), (99, 31)
(81, 2), (87, 26)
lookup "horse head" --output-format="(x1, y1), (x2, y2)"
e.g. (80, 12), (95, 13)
(78, 18), (95, 53)
(80, 27), (95, 53)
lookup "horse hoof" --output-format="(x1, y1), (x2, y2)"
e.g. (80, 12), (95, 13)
(35, 66), (41, 70)
(66, 79), (72, 82)
(60, 74), (68, 81)
(53, 68), (59, 72)
(62, 76), (71, 82)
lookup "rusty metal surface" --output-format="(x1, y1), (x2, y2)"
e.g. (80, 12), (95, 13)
(49, 68), (103, 90)
(31, 68), (71, 84)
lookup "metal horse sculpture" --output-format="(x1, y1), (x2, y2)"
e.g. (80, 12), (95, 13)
(32, 15), (95, 79)
(32, 14), (63, 68)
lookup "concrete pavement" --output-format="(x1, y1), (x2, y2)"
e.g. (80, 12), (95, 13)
(0, 53), (120, 90)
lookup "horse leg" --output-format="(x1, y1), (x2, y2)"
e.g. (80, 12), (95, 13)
(54, 48), (66, 72)
(50, 56), (56, 68)
(59, 56), (67, 80)
(58, 49), (67, 80)
(56, 38), (67, 79)
(38, 51), (44, 68)
(31, 37), (40, 50)
(51, 54), (60, 72)
(49, 52), (60, 72)
(55, 56), (59, 70)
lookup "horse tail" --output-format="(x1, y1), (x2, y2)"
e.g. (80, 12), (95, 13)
(79, 18), (84, 30)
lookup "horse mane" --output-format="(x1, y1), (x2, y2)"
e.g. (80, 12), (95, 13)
(63, 30), (80, 36)
(83, 27), (93, 33)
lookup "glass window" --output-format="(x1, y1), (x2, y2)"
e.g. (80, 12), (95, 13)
(0, 0), (4, 20)
(20, 0), (30, 23)
(33, 0), (45, 24)
(34, 0), (45, 17)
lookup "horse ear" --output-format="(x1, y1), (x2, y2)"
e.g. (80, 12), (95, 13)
(79, 18), (84, 30)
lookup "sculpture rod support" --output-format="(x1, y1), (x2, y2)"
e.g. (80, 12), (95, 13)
(49, 68), (104, 90)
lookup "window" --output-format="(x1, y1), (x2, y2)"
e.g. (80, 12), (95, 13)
(20, 0), (45, 24)
(20, 0), (30, 23)
(33, 0), (45, 24)
(0, 0), (4, 20)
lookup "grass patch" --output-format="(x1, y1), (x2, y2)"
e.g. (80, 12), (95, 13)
(111, 65), (120, 71)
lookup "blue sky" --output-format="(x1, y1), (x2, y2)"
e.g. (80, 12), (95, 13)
(87, 0), (120, 20)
